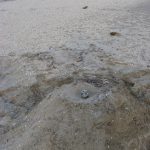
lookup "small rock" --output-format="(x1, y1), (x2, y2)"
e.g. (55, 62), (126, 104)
(82, 6), (88, 9)
(110, 32), (120, 36)
(81, 89), (89, 99)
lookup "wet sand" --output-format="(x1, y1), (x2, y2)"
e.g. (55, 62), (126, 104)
(134, 0), (150, 13)
(0, 0), (149, 55)
(0, 0), (150, 150)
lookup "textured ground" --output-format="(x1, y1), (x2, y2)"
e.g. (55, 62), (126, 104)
(0, 0), (150, 150)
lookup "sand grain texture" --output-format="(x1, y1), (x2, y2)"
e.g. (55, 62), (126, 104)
(0, 0), (150, 149)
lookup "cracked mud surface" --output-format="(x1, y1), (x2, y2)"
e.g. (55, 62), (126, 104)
(0, 0), (150, 149)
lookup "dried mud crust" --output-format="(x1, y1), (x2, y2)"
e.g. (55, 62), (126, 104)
(0, 53), (150, 150)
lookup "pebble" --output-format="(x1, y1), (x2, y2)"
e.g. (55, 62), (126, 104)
(110, 32), (120, 36)
(81, 89), (89, 99)
(82, 6), (88, 9)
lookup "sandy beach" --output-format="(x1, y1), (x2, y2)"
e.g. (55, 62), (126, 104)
(0, 0), (149, 56)
(0, 0), (150, 149)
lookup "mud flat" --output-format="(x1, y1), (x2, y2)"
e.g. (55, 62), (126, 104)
(0, 0), (150, 150)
